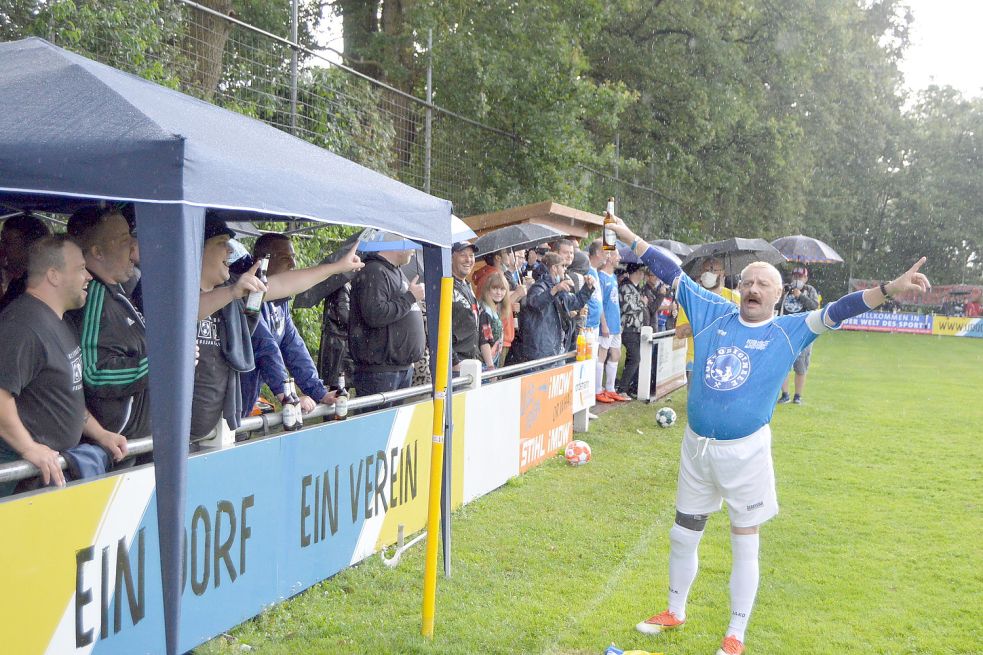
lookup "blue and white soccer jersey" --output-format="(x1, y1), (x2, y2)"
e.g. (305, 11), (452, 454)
(673, 274), (834, 525)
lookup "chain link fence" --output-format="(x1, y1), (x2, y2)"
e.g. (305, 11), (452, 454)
(9, 0), (676, 229)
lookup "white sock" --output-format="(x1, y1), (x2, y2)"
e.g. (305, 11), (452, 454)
(727, 532), (760, 642)
(604, 361), (618, 392)
(595, 359), (604, 392)
(667, 523), (703, 620)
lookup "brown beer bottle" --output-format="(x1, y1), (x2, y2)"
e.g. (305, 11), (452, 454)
(603, 197), (617, 251)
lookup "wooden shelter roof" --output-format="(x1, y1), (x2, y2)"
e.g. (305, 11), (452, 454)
(463, 200), (604, 240)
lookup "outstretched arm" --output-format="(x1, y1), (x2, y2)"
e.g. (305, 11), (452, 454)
(823, 257), (930, 326)
(266, 244), (364, 301)
(606, 217), (683, 289)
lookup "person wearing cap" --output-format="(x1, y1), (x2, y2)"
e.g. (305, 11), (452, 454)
(777, 265), (821, 404)
(192, 215), (363, 440)
(348, 244), (426, 396)
(451, 240), (482, 369)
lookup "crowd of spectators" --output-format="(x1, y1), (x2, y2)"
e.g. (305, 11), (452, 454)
(0, 208), (684, 497)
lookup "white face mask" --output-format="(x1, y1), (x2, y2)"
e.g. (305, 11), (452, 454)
(700, 271), (719, 288)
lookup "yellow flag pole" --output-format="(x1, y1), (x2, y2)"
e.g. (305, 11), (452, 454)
(422, 275), (453, 638)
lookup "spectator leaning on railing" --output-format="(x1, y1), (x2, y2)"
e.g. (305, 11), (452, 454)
(64, 206), (150, 463)
(193, 216), (361, 441)
(0, 235), (127, 496)
(347, 246), (426, 395)
(240, 233), (339, 417)
(515, 252), (594, 362)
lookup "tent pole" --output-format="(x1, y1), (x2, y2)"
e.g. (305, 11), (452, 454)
(421, 246), (452, 638)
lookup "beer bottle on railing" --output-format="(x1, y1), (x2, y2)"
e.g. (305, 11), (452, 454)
(333, 374), (349, 421)
(603, 197), (617, 252)
(244, 254), (271, 316)
(282, 377), (303, 431)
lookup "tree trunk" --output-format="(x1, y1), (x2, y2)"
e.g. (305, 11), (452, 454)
(339, 0), (382, 79)
(184, 0), (235, 100)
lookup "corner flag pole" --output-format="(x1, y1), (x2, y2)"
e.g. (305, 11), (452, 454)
(422, 274), (453, 637)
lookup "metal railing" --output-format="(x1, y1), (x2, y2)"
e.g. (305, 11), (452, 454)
(0, 352), (578, 486)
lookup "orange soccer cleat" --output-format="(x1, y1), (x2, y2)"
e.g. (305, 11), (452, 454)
(635, 609), (684, 635)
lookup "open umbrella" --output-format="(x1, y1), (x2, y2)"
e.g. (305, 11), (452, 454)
(682, 237), (786, 275)
(473, 222), (566, 254)
(771, 235), (843, 264)
(650, 238), (694, 257)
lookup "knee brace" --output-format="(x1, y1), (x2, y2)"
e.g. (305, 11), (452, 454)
(674, 510), (709, 532)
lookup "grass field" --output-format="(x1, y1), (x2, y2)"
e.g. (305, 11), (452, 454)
(199, 332), (982, 655)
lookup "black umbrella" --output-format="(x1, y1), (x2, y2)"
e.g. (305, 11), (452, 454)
(473, 223), (567, 254)
(682, 237), (786, 275)
(650, 238), (694, 257)
(771, 235), (843, 264)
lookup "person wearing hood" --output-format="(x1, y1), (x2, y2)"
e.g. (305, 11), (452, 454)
(674, 257), (741, 381)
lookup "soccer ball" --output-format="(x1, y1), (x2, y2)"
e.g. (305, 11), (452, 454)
(655, 407), (677, 428)
(564, 440), (592, 466)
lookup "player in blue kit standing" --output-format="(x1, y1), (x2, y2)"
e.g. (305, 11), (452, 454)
(606, 217), (930, 655)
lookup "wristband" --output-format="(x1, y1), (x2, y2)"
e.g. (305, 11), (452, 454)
(879, 281), (893, 299)
(631, 238), (640, 251)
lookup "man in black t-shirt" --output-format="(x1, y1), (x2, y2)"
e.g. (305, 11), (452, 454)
(0, 235), (127, 496)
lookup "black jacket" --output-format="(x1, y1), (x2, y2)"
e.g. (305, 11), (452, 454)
(66, 276), (151, 438)
(348, 254), (425, 372)
(517, 274), (592, 361)
(451, 277), (480, 365)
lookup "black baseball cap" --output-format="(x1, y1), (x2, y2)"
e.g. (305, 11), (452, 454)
(452, 240), (479, 254)
(203, 214), (235, 243)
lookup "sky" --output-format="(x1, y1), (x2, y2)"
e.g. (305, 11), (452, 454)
(898, 0), (983, 98)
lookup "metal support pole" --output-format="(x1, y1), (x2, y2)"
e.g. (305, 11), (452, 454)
(424, 28), (433, 194)
(638, 325), (654, 402)
(289, 0), (299, 132)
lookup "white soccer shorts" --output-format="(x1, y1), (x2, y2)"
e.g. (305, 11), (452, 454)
(597, 333), (622, 350)
(676, 424), (779, 528)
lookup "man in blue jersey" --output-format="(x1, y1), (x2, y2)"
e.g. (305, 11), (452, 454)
(607, 217), (930, 655)
(597, 245), (631, 402)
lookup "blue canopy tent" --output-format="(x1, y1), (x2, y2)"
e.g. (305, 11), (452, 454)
(0, 38), (453, 654)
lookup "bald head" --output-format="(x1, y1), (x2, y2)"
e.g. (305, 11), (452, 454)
(737, 261), (783, 322)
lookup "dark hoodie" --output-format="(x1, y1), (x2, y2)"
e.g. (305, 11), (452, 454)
(348, 253), (426, 372)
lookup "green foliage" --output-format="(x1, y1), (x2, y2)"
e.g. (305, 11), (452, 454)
(197, 332), (983, 654)
(20, 0), (185, 87)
